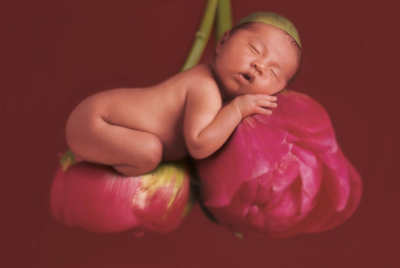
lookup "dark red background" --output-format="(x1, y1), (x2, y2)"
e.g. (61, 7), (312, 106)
(2, 0), (399, 267)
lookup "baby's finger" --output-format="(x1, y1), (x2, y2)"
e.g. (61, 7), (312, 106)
(254, 106), (272, 115)
(255, 99), (278, 108)
(253, 94), (277, 102)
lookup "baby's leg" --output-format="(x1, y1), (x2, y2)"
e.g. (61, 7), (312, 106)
(66, 116), (163, 176)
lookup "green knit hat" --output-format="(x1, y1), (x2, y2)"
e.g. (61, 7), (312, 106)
(235, 11), (301, 49)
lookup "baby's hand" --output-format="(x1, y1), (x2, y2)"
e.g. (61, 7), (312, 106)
(233, 94), (277, 118)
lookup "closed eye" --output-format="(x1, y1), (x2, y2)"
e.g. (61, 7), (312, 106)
(270, 68), (276, 78)
(250, 44), (260, 55)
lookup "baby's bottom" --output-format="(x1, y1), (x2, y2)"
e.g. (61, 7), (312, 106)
(67, 117), (163, 176)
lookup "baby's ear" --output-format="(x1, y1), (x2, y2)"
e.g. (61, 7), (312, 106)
(216, 30), (231, 54)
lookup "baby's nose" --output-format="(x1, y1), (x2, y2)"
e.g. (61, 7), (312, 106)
(253, 61), (265, 75)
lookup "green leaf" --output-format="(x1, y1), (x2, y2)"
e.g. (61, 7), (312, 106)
(60, 149), (76, 171)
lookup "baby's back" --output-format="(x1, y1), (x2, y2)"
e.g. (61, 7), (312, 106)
(68, 64), (218, 161)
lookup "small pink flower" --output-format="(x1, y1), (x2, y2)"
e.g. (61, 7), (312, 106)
(50, 159), (195, 236)
(195, 90), (362, 238)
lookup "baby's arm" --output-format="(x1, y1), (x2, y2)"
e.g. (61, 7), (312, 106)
(184, 85), (277, 159)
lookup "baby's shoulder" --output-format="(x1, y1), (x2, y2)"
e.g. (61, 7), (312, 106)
(183, 64), (219, 92)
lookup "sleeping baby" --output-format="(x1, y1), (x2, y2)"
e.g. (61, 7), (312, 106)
(66, 12), (302, 176)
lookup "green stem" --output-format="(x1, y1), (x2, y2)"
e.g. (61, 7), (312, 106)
(215, 0), (233, 43)
(180, 0), (219, 72)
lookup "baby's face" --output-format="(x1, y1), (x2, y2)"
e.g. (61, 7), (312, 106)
(214, 22), (299, 97)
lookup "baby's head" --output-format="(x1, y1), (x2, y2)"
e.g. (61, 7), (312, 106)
(213, 12), (302, 97)
(233, 12), (302, 84)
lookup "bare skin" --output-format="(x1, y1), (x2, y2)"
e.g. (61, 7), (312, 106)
(66, 23), (299, 176)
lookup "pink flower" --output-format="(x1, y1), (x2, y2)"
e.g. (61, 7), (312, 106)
(50, 158), (195, 237)
(194, 90), (362, 238)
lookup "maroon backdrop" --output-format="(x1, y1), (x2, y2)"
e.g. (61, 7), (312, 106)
(2, 0), (399, 267)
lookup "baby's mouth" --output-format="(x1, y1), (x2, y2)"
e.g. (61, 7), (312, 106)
(240, 73), (254, 83)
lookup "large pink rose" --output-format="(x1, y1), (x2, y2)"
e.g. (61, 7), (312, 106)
(50, 157), (195, 237)
(194, 90), (362, 238)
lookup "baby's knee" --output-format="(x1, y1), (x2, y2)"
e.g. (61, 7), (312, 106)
(65, 124), (83, 159)
(65, 113), (101, 162)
